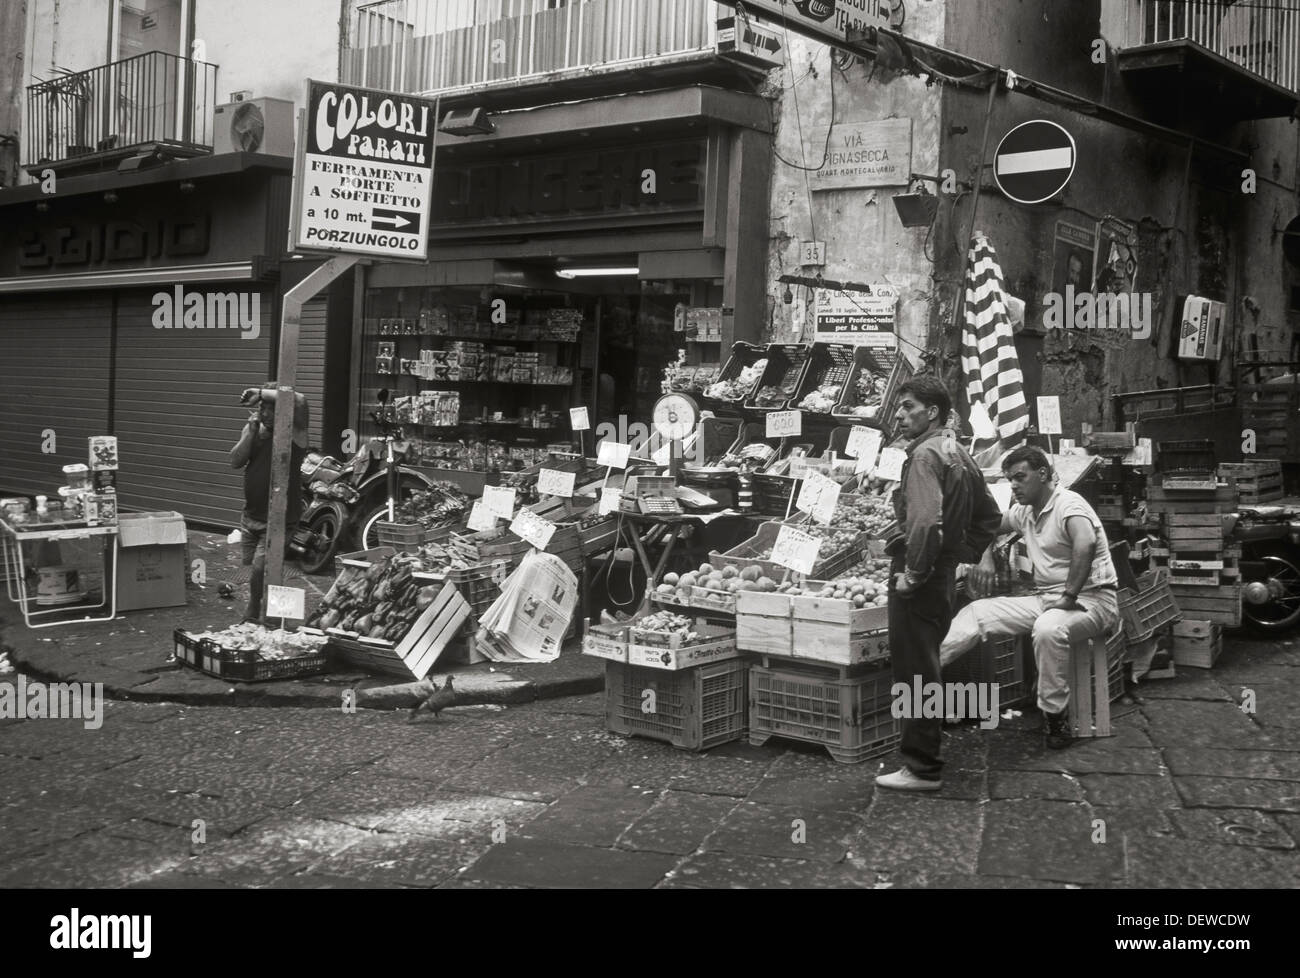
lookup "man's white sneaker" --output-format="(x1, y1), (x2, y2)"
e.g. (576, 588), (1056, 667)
(875, 768), (942, 792)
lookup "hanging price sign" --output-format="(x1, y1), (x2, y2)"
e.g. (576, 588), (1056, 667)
(1036, 396), (1062, 435)
(875, 446), (908, 483)
(536, 468), (576, 498)
(467, 500), (498, 532)
(770, 524), (821, 575)
(266, 585), (305, 620)
(569, 406), (590, 431)
(766, 410), (802, 438)
(806, 472), (842, 525)
(796, 470), (840, 521)
(596, 441), (632, 469)
(510, 509), (556, 550)
(482, 485), (517, 519)
(598, 487), (622, 516)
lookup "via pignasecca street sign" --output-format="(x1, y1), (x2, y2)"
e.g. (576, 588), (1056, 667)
(737, 1), (889, 48)
(291, 80), (439, 261)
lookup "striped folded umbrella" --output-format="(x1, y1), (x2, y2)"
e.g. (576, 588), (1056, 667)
(962, 233), (1030, 462)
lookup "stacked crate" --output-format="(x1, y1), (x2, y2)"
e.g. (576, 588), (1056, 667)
(1146, 477), (1241, 660)
(1217, 459), (1283, 505)
(733, 587), (898, 764)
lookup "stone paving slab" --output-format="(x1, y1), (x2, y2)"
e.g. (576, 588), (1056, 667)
(978, 799), (1125, 885)
(1164, 746), (1300, 781)
(516, 783), (659, 847)
(853, 795), (983, 877)
(615, 790), (741, 856)
(1118, 836), (1300, 888)
(701, 801), (863, 864)
(1077, 773), (1182, 808)
(990, 769), (1085, 802)
(300, 833), (480, 888)
(1168, 807), (1297, 850)
(661, 851), (878, 888)
(1173, 775), (1300, 813)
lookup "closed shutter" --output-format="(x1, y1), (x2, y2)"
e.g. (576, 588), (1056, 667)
(298, 298), (327, 449)
(112, 288), (272, 527)
(0, 294), (112, 496)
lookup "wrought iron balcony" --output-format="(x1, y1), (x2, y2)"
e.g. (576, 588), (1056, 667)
(24, 51), (218, 173)
(344, 0), (741, 108)
(1107, 0), (1300, 120)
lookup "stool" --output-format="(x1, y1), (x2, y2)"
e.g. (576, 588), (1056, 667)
(1067, 627), (1120, 738)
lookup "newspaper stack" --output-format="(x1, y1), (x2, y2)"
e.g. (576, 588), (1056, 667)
(475, 550), (578, 663)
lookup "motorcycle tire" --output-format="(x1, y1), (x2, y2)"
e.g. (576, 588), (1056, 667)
(356, 476), (430, 552)
(299, 507), (346, 575)
(1241, 543), (1300, 636)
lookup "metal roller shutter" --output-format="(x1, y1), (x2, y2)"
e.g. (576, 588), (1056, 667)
(298, 298), (327, 449)
(0, 294), (112, 497)
(112, 288), (273, 527)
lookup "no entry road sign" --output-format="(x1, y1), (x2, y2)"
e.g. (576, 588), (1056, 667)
(994, 120), (1076, 205)
(291, 80), (439, 261)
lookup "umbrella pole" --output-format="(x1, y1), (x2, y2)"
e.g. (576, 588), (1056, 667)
(953, 75), (1002, 341)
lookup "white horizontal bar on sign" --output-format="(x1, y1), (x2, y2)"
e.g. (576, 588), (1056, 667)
(995, 148), (1073, 175)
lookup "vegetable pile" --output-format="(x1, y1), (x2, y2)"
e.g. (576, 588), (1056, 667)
(188, 623), (326, 659)
(394, 481), (470, 528)
(705, 359), (767, 402)
(306, 553), (454, 642)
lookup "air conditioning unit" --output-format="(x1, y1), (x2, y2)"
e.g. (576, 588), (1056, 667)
(213, 97), (295, 156)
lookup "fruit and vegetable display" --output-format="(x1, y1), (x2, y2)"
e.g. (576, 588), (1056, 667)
(393, 481), (471, 528)
(657, 563), (784, 604)
(186, 623), (327, 658)
(797, 381), (842, 413)
(824, 492), (896, 537)
(704, 359), (767, 402)
(768, 557), (892, 599)
(841, 366), (887, 418)
(632, 611), (700, 644)
(306, 553), (449, 641)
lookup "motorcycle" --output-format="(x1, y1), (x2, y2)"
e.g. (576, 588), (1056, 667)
(289, 389), (439, 574)
(1235, 501), (1300, 635)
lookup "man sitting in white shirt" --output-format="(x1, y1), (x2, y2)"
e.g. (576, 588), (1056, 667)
(940, 445), (1120, 749)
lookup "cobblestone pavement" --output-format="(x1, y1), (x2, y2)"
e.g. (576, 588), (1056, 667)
(3, 631), (1300, 888)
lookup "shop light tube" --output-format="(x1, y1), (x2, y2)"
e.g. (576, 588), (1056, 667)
(555, 266), (640, 279)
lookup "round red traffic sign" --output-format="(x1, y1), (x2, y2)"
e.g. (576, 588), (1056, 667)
(994, 120), (1077, 205)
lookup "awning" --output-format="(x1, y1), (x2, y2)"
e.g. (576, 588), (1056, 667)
(0, 260), (269, 293)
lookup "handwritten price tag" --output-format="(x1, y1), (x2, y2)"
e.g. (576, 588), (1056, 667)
(510, 509), (556, 551)
(845, 425), (882, 461)
(805, 472), (841, 525)
(875, 446), (907, 483)
(569, 406), (590, 431)
(266, 585), (305, 620)
(766, 410), (802, 438)
(770, 524), (821, 576)
(652, 442), (671, 467)
(536, 468), (576, 498)
(482, 485), (517, 519)
(796, 470), (838, 517)
(467, 500), (498, 532)
(599, 487), (622, 516)
(596, 441), (632, 469)
(1036, 396), (1062, 435)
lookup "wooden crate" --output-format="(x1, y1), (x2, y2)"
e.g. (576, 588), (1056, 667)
(326, 582), (471, 680)
(628, 620), (740, 671)
(1169, 582), (1241, 628)
(1150, 550), (1240, 587)
(1217, 460), (1284, 504)
(582, 622), (629, 663)
(1146, 485), (1237, 505)
(1067, 635), (1112, 738)
(790, 593), (890, 666)
(1170, 619), (1223, 669)
(735, 589), (793, 657)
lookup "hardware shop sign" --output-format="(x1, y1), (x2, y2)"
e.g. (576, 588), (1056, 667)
(806, 119), (912, 190)
(291, 80), (438, 261)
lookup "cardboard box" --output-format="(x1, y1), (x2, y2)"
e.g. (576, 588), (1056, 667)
(1176, 296), (1225, 361)
(115, 511), (187, 611)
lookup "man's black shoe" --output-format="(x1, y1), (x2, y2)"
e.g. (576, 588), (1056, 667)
(1044, 709), (1072, 750)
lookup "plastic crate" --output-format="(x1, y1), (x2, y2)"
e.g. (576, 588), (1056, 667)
(703, 341), (768, 411)
(942, 635), (1028, 709)
(744, 344), (812, 413)
(791, 343), (857, 414)
(605, 658), (747, 751)
(446, 566), (503, 620)
(1118, 568), (1181, 641)
(747, 660), (899, 763)
(832, 348), (912, 435)
(172, 628), (330, 683)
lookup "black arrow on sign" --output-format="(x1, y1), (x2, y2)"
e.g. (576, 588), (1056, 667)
(742, 27), (781, 54)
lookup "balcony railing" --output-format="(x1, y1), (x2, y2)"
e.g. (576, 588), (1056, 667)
(1122, 0), (1299, 93)
(344, 0), (720, 97)
(25, 51), (218, 169)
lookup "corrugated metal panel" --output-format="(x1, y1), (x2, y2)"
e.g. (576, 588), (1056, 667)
(0, 294), (112, 496)
(112, 289), (272, 527)
(298, 298), (327, 449)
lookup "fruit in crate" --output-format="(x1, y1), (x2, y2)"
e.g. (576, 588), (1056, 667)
(845, 368), (886, 417)
(752, 384), (789, 407)
(828, 492), (895, 537)
(797, 382), (841, 413)
(635, 611), (699, 644)
(705, 359), (767, 402)
(815, 574), (890, 608)
(188, 623), (327, 659)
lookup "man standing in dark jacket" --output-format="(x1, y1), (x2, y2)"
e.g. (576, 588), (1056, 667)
(876, 376), (1002, 792)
